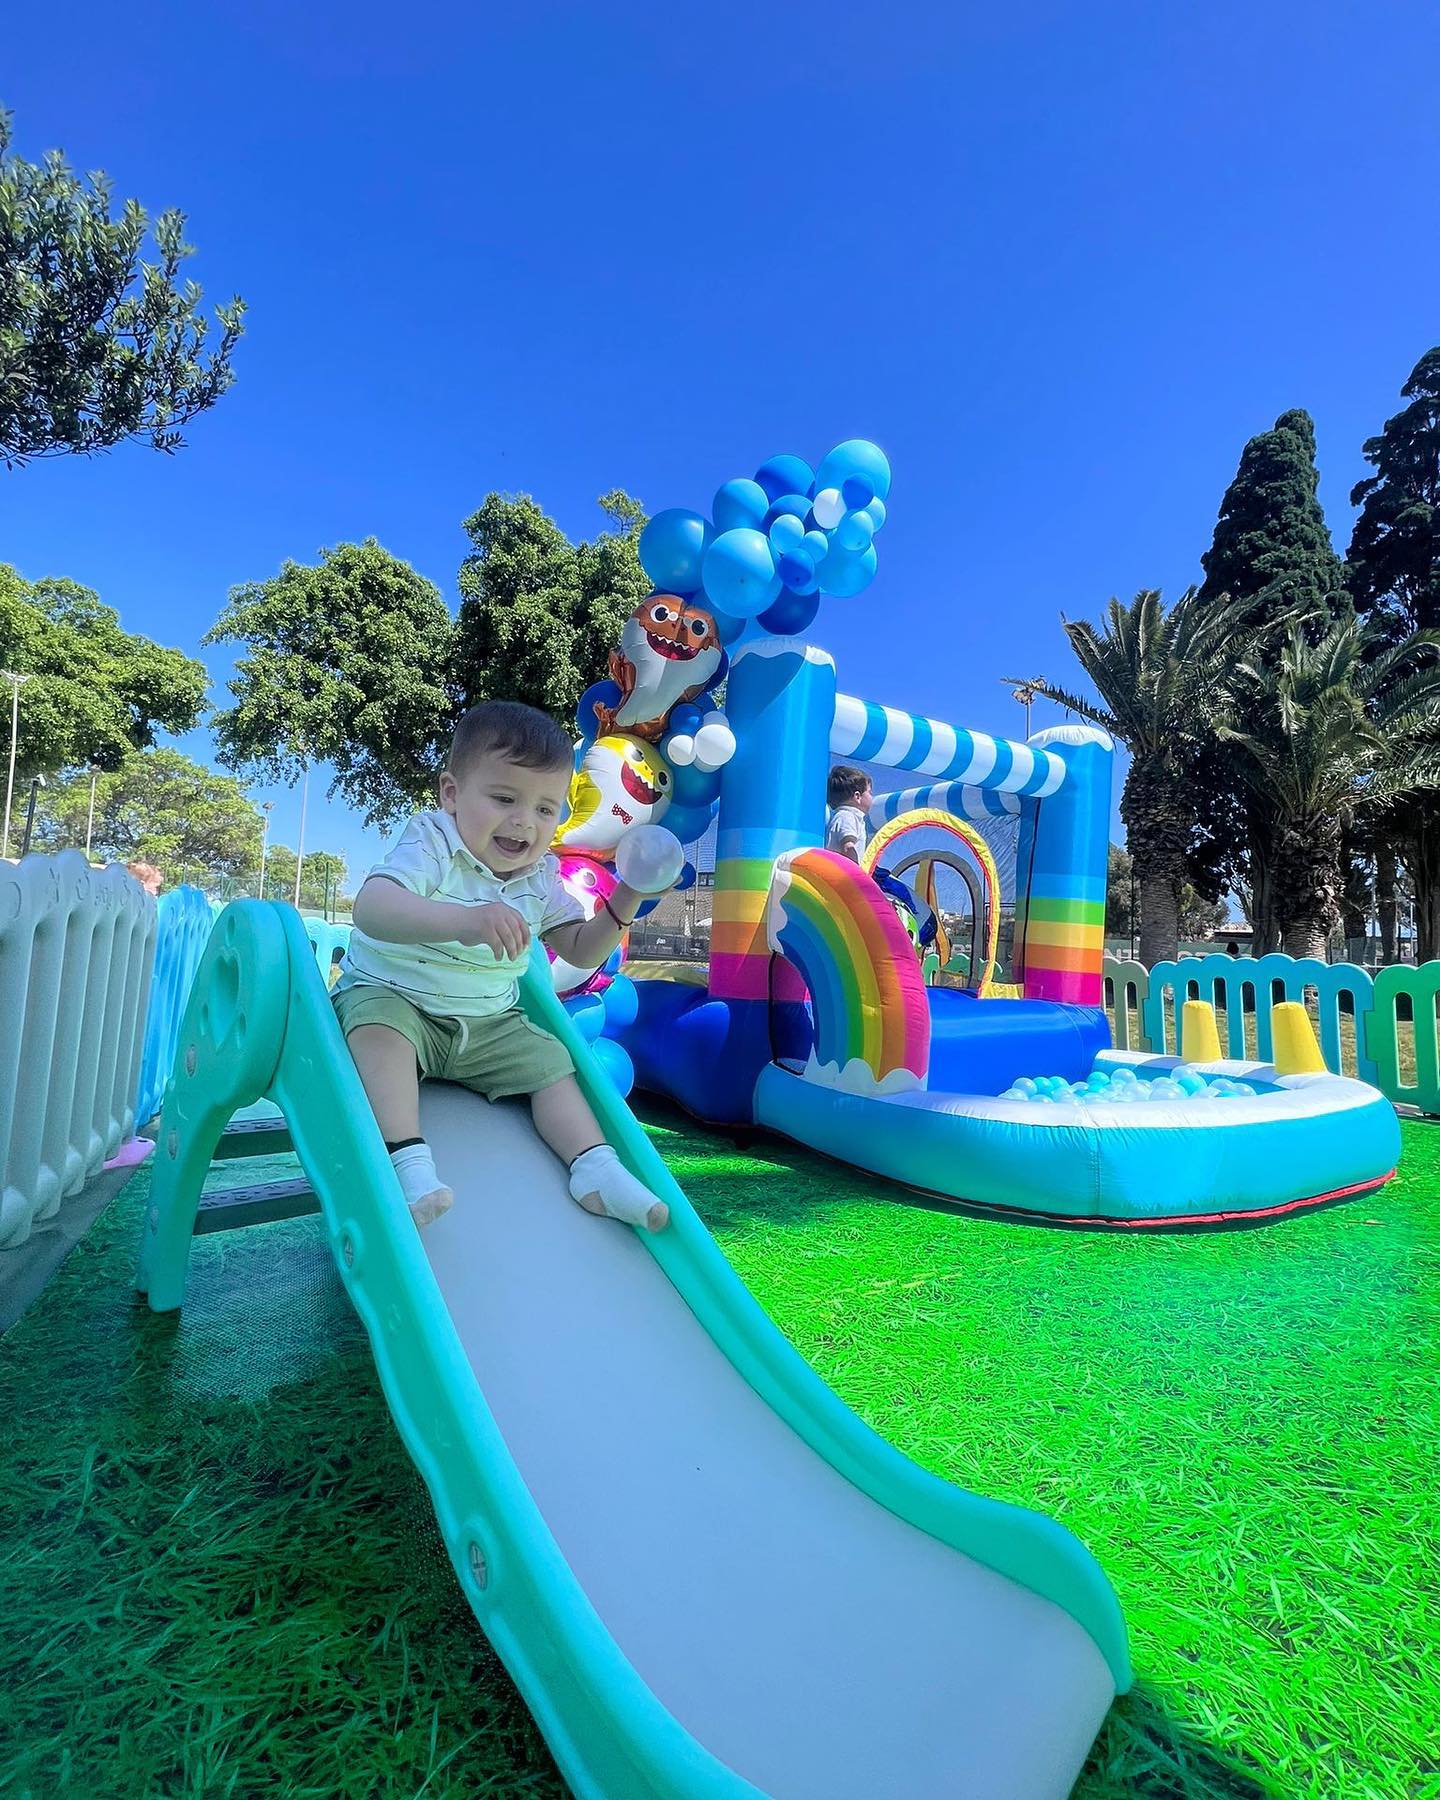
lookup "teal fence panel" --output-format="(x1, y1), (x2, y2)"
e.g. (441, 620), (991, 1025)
(302, 917), (352, 980)
(136, 887), (219, 1126)
(1138, 954), (1377, 1083)
(0, 853), (156, 1248)
(1101, 958), (1151, 1051)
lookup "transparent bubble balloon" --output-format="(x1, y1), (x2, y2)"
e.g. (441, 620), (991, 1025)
(614, 823), (685, 896)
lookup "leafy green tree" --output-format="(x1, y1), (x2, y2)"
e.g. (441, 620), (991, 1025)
(1214, 619), (1440, 958)
(1018, 589), (1250, 965)
(0, 565), (208, 776)
(31, 748), (261, 883)
(206, 540), (457, 829)
(1346, 349), (1440, 959)
(261, 845), (349, 914)
(451, 491), (650, 728)
(0, 109), (244, 467)
(1347, 347), (1440, 637)
(1179, 886), (1230, 943)
(1105, 843), (1133, 938)
(1198, 409), (1348, 622)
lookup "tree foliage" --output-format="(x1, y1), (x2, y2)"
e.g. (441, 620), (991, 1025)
(0, 564), (208, 776)
(1017, 588), (1251, 964)
(205, 540), (457, 829)
(1198, 408), (1347, 625)
(0, 108), (245, 467)
(261, 845), (349, 913)
(1347, 346), (1440, 637)
(450, 491), (649, 727)
(1213, 618), (1440, 957)
(31, 747), (261, 881)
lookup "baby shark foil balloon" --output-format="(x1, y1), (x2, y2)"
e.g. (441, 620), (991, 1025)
(594, 594), (724, 743)
(553, 733), (673, 857)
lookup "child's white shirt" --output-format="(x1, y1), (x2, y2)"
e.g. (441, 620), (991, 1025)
(339, 809), (584, 1018)
(825, 804), (869, 857)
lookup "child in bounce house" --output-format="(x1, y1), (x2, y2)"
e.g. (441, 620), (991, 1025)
(826, 765), (873, 862)
(334, 700), (672, 1233)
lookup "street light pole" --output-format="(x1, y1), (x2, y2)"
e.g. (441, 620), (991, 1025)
(258, 801), (273, 898)
(84, 765), (101, 859)
(1003, 676), (1047, 741)
(293, 761), (310, 908)
(20, 773), (46, 856)
(2, 670), (33, 860)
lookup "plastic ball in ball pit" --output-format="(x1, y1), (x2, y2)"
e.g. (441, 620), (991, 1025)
(999, 1067), (1261, 1107)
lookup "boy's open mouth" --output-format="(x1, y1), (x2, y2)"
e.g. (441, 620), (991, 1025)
(492, 834), (530, 858)
(620, 764), (660, 804)
(644, 628), (699, 661)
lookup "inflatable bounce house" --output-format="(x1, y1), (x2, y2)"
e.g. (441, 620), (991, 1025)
(556, 441), (1400, 1228)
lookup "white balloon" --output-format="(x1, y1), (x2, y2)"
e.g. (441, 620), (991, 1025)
(692, 720), (737, 772)
(812, 487), (846, 529)
(666, 733), (697, 767)
(615, 823), (685, 895)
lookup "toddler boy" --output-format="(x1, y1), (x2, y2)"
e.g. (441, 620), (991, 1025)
(336, 700), (669, 1233)
(825, 765), (873, 862)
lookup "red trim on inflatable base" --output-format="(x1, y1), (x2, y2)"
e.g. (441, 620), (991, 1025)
(910, 1170), (1399, 1233)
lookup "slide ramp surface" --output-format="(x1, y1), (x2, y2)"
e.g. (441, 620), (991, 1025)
(139, 901), (1129, 1799)
(421, 1081), (1113, 1798)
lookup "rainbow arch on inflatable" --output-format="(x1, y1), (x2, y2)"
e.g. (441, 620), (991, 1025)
(766, 848), (930, 1095)
(861, 807), (1003, 996)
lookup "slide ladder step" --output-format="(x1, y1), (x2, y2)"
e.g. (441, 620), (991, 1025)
(195, 1177), (318, 1235)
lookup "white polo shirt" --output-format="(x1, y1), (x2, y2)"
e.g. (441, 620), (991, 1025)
(340, 809), (585, 1018)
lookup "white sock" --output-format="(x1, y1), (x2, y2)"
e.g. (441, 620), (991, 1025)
(568, 1145), (669, 1233)
(389, 1142), (454, 1227)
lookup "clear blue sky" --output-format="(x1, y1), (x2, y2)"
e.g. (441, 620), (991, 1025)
(5, 0), (1438, 879)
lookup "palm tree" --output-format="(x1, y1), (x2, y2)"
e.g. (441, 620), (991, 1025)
(1012, 588), (1248, 966)
(1213, 618), (1440, 958)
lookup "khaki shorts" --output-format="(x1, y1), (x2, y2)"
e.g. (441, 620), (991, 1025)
(333, 985), (573, 1100)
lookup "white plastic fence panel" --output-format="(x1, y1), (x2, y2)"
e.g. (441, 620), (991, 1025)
(0, 853), (156, 1248)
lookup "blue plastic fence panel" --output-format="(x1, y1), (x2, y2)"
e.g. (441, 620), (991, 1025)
(1141, 953), (1377, 1083)
(302, 918), (352, 977)
(135, 887), (218, 1125)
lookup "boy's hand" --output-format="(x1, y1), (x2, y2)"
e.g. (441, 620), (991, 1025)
(453, 901), (531, 958)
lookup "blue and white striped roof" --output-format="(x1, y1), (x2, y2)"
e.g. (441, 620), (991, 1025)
(831, 694), (1066, 796)
(867, 781), (1021, 824)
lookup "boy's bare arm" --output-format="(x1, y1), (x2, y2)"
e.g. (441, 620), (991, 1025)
(543, 882), (643, 967)
(353, 877), (530, 958)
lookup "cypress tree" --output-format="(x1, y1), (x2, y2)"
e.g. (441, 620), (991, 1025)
(1198, 409), (1347, 624)
(1346, 348), (1440, 961)
(1347, 346), (1440, 635)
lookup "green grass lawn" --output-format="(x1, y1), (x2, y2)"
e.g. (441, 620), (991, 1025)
(1, 1113), (1437, 1799)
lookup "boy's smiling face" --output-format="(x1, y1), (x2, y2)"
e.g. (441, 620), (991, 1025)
(440, 750), (571, 874)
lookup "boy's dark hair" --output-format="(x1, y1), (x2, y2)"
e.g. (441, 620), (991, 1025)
(828, 764), (870, 807)
(447, 700), (574, 780)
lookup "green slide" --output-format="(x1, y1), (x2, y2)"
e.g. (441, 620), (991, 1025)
(139, 901), (1131, 1799)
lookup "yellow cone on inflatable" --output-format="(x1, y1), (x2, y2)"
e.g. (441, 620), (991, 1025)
(1272, 1001), (1327, 1074)
(1179, 1000), (1222, 1062)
